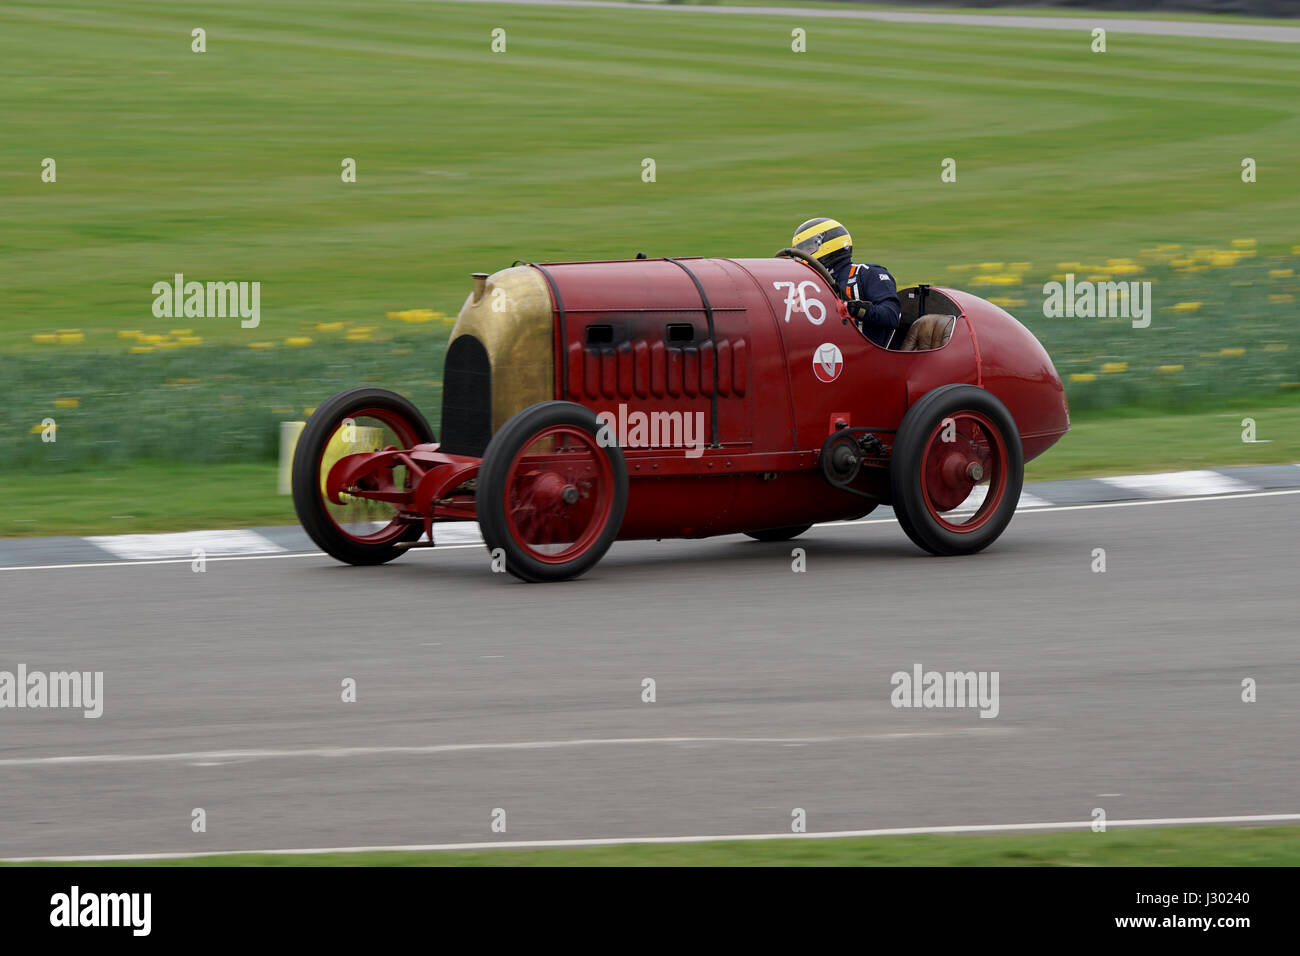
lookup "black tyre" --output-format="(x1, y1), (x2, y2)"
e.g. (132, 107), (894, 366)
(477, 402), (628, 582)
(889, 384), (1023, 556)
(744, 525), (813, 542)
(292, 387), (433, 565)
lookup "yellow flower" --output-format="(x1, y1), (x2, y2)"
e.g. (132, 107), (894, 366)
(1157, 365), (1183, 373)
(1069, 373), (1096, 383)
(54, 398), (79, 409)
(387, 308), (440, 323)
(1101, 362), (1127, 373)
(1170, 302), (1203, 312)
(285, 337), (312, 347)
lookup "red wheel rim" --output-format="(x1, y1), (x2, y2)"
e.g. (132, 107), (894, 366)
(318, 406), (421, 544)
(503, 425), (614, 564)
(918, 410), (1009, 533)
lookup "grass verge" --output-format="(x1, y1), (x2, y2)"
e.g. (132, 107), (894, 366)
(10, 825), (1299, 866)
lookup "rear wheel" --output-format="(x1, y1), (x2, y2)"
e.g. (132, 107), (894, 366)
(477, 402), (628, 582)
(890, 384), (1023, 556)
(292, 387), (432, 565)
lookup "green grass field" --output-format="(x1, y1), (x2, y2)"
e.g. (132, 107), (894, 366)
(2, 0), (1296, 499)
(4, 0), (1298, 352)
(12, 825), (1299, 866)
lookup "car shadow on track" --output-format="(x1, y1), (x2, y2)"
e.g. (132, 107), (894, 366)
(294, 526), (1068, 587)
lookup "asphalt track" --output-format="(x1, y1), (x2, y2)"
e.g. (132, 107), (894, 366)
(457, 0), (1300, 44)
(1, 490), (1297, 859)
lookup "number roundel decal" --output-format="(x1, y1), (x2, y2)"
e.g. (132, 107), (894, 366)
(813, 343), (844, 383)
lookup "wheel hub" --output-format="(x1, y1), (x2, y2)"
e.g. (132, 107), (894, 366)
(530, 471), (576, 511)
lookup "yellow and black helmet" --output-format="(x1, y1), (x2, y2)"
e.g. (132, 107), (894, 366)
(792, 218), (852, 263)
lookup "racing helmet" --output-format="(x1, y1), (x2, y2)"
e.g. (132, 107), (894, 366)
(792, 218), (852, 265)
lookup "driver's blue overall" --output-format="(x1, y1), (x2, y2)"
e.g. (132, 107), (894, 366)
(829, 259), (902, 348)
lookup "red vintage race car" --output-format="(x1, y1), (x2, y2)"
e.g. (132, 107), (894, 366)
(292, 250), (1069, 581)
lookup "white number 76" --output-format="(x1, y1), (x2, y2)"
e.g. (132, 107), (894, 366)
(772, 280), (826, 326)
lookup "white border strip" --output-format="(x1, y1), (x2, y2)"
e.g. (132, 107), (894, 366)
(7, 812), (1299, 863)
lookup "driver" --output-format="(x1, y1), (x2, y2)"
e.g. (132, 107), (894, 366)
(791, 218), (902, 347)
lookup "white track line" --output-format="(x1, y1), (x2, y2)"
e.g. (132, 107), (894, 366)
(0, 728), (1009, 769)
(7, 812), (1299, 863)
(1, 488), (1296, 573)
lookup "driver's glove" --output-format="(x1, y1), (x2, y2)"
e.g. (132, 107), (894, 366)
(847, 299), (872, 322)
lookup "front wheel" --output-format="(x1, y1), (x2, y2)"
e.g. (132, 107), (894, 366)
(890, 384), (1023, 556)
(292, 387), (433, 565)
(477, 402), (628, 582)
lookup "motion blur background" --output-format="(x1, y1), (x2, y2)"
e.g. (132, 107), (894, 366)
(2, 0), (1296, 532)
